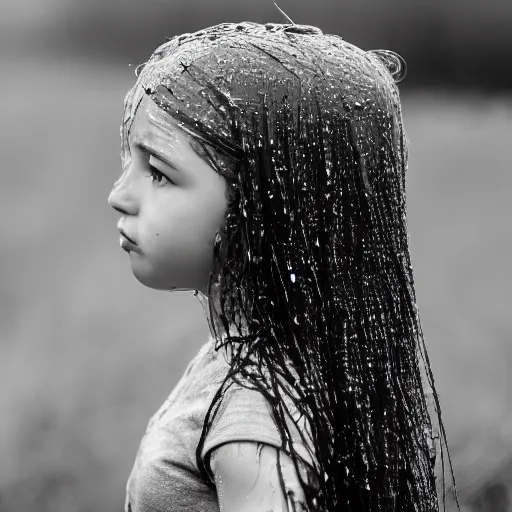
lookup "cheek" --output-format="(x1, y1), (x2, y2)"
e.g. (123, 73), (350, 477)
(140, 196), (226, 286)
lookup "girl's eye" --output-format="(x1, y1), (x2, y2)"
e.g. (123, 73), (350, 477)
(147, 163), (172, 186)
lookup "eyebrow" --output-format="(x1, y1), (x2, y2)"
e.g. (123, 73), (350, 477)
(131, 135), (178, 171)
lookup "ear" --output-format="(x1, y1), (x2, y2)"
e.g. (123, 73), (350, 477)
(367, 49), (407, 84)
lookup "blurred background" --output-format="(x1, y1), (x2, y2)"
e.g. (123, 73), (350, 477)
(0, 0), (510, 511)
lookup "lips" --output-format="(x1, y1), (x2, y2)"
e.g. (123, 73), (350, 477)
(119, 229), (137, 245)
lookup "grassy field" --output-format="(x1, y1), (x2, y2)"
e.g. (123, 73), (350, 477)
(0, 55), (510, 511)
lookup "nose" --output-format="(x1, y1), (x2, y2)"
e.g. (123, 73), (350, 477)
(108, 170), (139, 215)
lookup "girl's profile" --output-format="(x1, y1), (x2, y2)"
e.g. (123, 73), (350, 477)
(110, 93), (228, 293)
(108, 20), (458, 512)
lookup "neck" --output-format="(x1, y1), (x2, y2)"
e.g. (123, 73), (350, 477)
(192, 288), (250, 343)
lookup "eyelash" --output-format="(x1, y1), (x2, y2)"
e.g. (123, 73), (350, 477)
(147, 163), (172, 186)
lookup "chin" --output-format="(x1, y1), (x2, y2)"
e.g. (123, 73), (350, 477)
(131, 266), (166, 290)
(130, 257), (208, 293)
(133, 274), (177, 291)
(131, 265), (186, 292)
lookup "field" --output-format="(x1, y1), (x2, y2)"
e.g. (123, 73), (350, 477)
(0, 55), (510, 511)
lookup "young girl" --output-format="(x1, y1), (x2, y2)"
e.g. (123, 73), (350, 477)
(108, 21), (458, 512)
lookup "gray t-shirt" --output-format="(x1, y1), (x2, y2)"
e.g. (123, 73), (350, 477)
(125, 336), (316, 512)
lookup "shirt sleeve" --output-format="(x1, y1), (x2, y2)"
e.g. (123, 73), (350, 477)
(199, 382), (318, 484)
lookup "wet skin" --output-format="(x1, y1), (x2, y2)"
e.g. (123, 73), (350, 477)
(108, 94), (228, 293)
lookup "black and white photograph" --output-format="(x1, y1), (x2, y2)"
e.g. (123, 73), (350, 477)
(0, 1), (510, 511)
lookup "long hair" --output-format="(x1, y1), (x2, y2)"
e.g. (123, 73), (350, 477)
(124, 21), (458, 512)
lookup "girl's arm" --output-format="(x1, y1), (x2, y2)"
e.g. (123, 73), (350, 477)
(210, 441), (310, 512)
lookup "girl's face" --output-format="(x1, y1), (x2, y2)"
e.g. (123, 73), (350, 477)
(108, 94), (229, 293)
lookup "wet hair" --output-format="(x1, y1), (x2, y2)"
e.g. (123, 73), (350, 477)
(124, 21), (459, 512)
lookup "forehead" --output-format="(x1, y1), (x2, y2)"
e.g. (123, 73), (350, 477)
(122, 87), (184, 149)
(130, 95), (179, 142)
